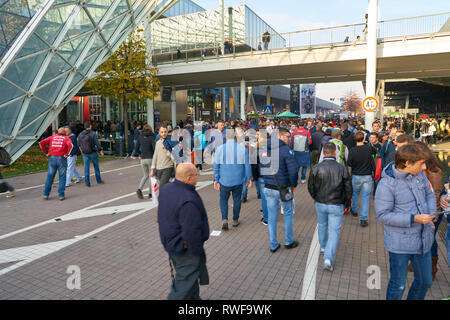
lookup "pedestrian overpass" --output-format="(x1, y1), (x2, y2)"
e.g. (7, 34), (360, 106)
(154, 12), (450, 90)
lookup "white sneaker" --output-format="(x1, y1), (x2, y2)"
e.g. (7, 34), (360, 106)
(301, 180), (306, 184)
(74, 179), (81, 184)
(323, 259), (334, 272)
(6, 190), (15, 198)
(320, 248), (325, 255)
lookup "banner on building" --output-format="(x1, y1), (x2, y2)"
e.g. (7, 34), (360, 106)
(290, 84), (300, 115)
(300, 84), (316, 118)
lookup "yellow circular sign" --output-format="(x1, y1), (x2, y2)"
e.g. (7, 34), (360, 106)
(362, 97), (379, 112)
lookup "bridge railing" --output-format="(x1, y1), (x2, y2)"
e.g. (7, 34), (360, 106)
(152, 12), (450, 65)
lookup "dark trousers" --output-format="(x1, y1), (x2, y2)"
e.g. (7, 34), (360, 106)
(168, 251), (209, 300)
(157, 167), (174, 190)
(219, 184), (243, 221)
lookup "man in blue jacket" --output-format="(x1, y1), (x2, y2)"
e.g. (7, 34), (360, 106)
(214, 129), (252, 230)
(261, 128), (300, 253)
(158, 163), (210, 300)
(375, 144), (437, 300)
(65, 127), (82, 187)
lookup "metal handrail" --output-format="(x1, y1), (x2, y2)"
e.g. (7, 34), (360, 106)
(151, 11), (450, 64)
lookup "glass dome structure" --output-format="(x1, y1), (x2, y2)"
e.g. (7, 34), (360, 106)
(0, 0), (178, 163)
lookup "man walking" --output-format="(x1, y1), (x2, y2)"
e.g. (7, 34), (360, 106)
(308, 142), (352, 271)
(151, 125), (176, 191)
(78, 122), (104, 187)
(261, 128), (300, 252)
(135, 125), (156, 199)
(347, 131), (377, 227)
(311, 123), (324, 166)
(375, 144), (436, 300)
(214, 129), (252, 230)
(262, 29), (271, 50)
(158, 163), (210, 300)
(319, 129), (348, 165)
(65, 127), (82, 187)
(39, 128), (73, 200)
(290, 122), (312, 184)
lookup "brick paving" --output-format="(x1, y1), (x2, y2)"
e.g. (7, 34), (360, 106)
(0, 159), (448, 300)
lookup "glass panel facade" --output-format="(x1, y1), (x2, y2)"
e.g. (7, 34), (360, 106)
(0, 0), (174, 163)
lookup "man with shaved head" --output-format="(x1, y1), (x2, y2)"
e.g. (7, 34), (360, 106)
(39, 127), (73, 200)
(158, 163), (210, 300)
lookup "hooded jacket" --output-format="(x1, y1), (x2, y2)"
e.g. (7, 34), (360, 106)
(261, 139), (299, 188)
(134, 131), (156, 159)
(375, 162), (436, 255)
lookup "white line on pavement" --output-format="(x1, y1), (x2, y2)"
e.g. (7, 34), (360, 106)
(13, 164), (141, 193)
(301, 225), (320, 300)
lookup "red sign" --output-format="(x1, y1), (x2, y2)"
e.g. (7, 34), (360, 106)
(420, 114), (429, 119)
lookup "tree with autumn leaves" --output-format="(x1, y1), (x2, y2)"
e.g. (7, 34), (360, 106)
(86, 29), (160, 148)
(342, 91), (363, 116)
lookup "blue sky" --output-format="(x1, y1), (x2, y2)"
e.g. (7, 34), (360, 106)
(191, 1), (450, 102)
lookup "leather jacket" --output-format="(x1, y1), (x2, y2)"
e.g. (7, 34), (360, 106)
(308, 157), (353, 207)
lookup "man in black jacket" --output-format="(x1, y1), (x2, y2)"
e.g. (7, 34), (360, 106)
(158, 163), (210, 300)
(134, 125), (156, 199)
(308, 142), (352, 272)
(311, 123), (324, 165)
(77, 122), (104, 187)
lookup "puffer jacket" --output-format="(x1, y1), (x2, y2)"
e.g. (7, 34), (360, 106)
(261, 139), (299, 188)
(375, 162), (437, 255)
(308, 157), (352, 207)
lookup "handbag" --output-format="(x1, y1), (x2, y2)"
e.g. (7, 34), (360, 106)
(272, 173), (294, 202)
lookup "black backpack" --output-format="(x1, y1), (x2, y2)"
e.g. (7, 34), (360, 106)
(79, 132), (93, 154)
(0, 147), (11, 166)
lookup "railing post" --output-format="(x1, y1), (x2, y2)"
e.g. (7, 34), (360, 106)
(309, 31), (312, 49)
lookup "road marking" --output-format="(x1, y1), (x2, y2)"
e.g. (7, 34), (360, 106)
(0, 180), (214, 276)
(11, 164), (141, 193)
(301, 225), (320, 300)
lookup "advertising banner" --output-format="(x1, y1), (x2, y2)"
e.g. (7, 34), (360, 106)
(300, 84), (316, 118)
(290, 84), (300, 115)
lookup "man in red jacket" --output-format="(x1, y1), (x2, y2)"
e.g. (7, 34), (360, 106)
(39, 128), (73, 200)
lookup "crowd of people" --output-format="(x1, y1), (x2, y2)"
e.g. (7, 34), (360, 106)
(1, 113), (449, 300)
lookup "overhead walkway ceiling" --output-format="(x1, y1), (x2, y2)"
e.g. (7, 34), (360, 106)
(0, 0), (179, 163)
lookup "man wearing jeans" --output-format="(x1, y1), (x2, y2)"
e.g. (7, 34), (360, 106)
(261, 128), (299, 252)
(213, 129), (252, 231)
(78, 122), (104, 187)
(308, 142), (352, 271)
(39, 128), (73, 200)
(375, 144), (436, 300)
(347, 131), (377, 227)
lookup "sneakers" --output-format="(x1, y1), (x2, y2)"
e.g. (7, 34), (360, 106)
(242, 197), (247, 203)
(350, 209), (358, 217)
(232, 220), (240, 228)
(320, 248), (325, 255)
(222, 221), (228, 231)
(74, 179), (81, 184)
(261, 218), (268, 226)
(360, 220), (368, 227)
(43, 195), (49, 200)
(270, 244), (281, 253)
(6, 190), (15, 198)
(59, 197), (65, 201)
(136, 189), (144, 199)
(98, 181), (105, 185)
(65, 184), (72, 188)
(285, 240), (299, 249)
(301, 180), (306, 184)
(148, 194), (152, 200)
(257, 194), (261, 199)
(323, 259), (334, 272)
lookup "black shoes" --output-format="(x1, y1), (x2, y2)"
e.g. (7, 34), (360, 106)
(350, 209), (358, 217)
(242, 197), (247, 203)
(232, 220), (240, 228)
(257, 194), (261, 199)
(261, 218), (268, 226)
(98, 181), (105, 185)
(270, 244), (281, 253)
(360, 220), (368, 227)
(285, 240), (299, 249)
(137, 189), (143, 199)
(222, 221), (228, 231)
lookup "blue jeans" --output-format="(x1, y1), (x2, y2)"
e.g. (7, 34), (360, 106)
(447, 217), (450, 270)
(351, 175), (373, 221)
(66, 155), (82, 186)
(242, 183), (248, 199)
(264, 187), (294, 250)
(264, 42), (269, 50)
(315, 202), (344, 264)
(259, 178), (268, 222)
(431, 214), (443, 258)
(219, 184), (243, 221)
(386, 251), (432, 300)
(131, 139), (139, 157)
(299, 167), (307, 181)
(44, 156), (67, 198)
(255, 177), (261, 197)
(82, 152), (102, 186)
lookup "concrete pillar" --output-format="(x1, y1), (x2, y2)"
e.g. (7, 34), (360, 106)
(147, 98), (154, 129)
(171, 85), (176, 127)
(105, 97), (111, 121)
(221, 88), (226, 120)
(364, 0), (378, 131)
(405, 94), (410, 109)
(240, 79), (246, 120)
(266, 86), (271, 106)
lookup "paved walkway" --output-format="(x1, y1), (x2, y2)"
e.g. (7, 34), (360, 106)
(430, 141), (450, 152)
(0, 158), (448, 300)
